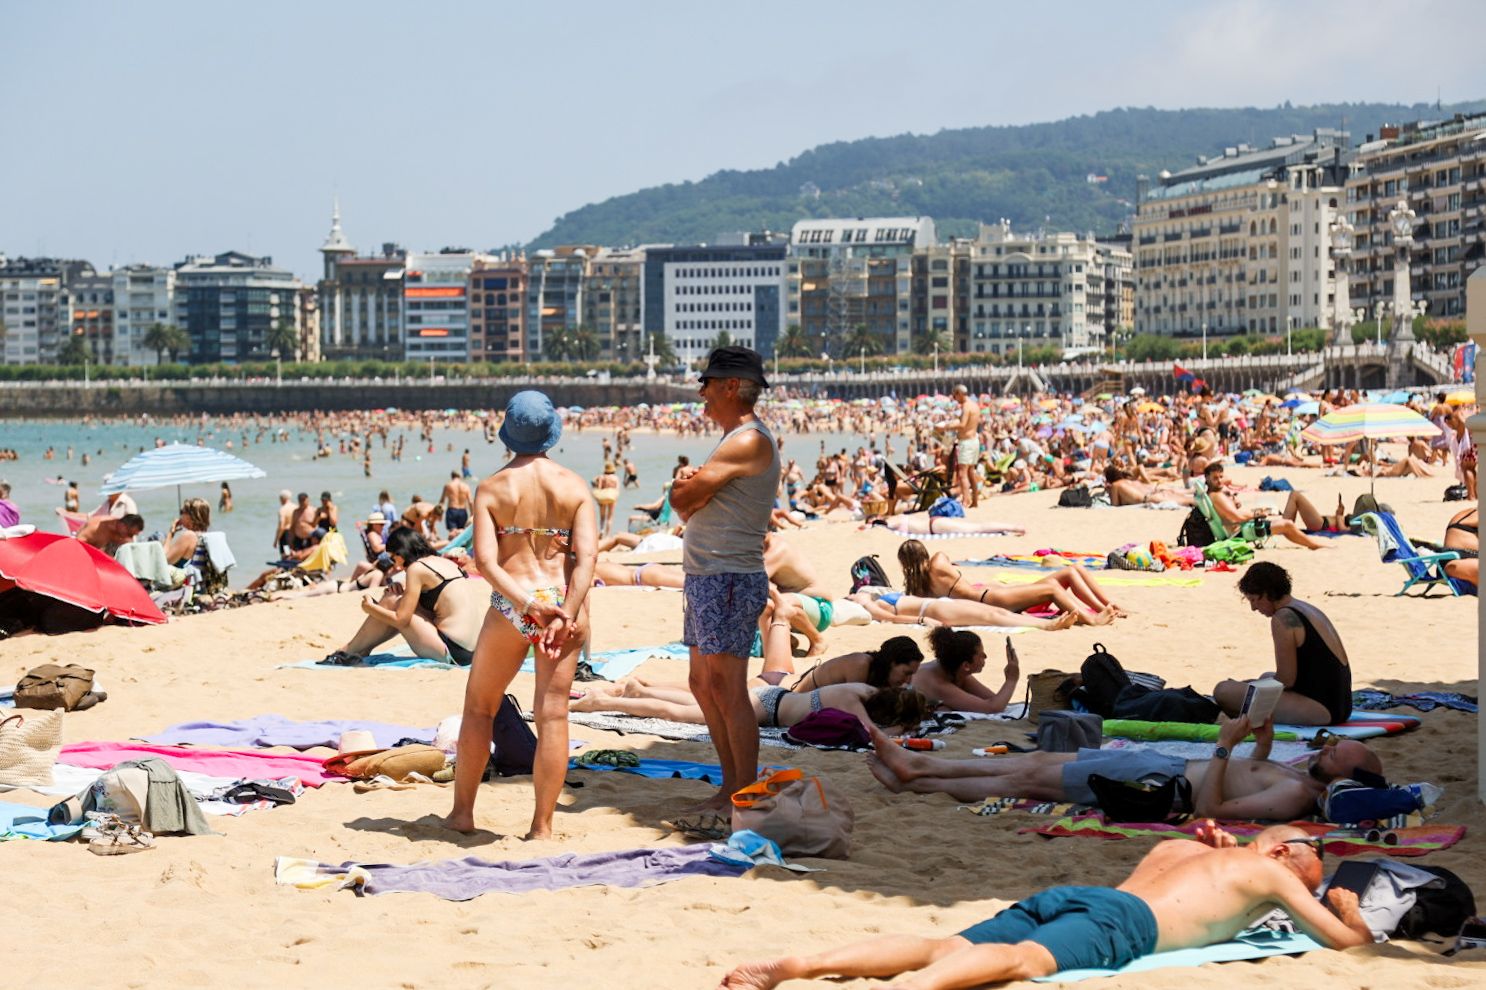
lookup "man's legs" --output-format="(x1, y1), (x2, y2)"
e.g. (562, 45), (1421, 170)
(689, 649), (757, 810)
(719, 934), (970, 990)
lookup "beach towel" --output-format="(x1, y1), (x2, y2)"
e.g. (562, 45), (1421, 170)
(1351, 690), (1477, 715)
(1022, 815), (1465, 857)
(0, 763), (299, 816)
(570, 756), (726, 785)
(955, 553), (1107, 570)
(60, 743), (340, 787)
(1102, 712), (1421, 743)
(984, 570), (1202, 588)
(959, 796), (1087, 818)
(1034, 928), (1323, 983)
(273, 845), (747, 900)
(144, 716), (433, 750)
(278, 642), (690, 678)
(278, 648), (458, 672)
(557, 711), (800, 748)
(114, 540), (185, 589)
(201, 531), (237, 572)
(0, 799), (85, 841)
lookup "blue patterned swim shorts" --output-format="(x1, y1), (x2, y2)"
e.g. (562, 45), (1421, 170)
(682, 571), (769, 658)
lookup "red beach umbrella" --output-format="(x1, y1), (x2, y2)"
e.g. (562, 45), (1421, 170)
(0, 532), (166, 625)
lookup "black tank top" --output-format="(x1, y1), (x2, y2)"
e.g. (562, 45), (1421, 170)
(1283, 606), (1351, 724)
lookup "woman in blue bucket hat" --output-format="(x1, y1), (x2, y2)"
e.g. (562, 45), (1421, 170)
(445, 390), (597, 839)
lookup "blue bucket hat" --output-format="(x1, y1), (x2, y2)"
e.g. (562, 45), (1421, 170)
(498, 390), (562, 455)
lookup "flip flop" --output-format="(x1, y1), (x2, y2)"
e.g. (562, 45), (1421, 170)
(318, 651), (364, 666)
(664, 812), (731, 841)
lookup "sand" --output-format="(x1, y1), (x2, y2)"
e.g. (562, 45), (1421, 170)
(1, 461), (1481, 989)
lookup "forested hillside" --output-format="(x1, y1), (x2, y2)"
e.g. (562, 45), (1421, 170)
(529, 101), (1485, 248)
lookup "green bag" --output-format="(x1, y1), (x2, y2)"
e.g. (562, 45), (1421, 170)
(1203, 538), (1255, 565)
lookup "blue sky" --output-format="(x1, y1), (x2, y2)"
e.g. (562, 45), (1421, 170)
(3, 0), (1483, 279)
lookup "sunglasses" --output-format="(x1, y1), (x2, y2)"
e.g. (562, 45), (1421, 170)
(1283, 836), (1326, 858)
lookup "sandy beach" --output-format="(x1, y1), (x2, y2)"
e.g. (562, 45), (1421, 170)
(1, 460), (1481, 989)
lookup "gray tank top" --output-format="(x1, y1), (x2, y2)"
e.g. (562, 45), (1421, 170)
(682, 419), (781, 575)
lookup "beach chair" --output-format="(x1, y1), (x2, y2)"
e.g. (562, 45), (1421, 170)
(440, 524), (474, 555)
(1351, 511), (1469, 597)
(888, 462), (947, 514)
(628, 494), (673, 534)
(292, 530), (349, 580)
(982, 451), (1017, 488)
(1191, 480), (1268, 547)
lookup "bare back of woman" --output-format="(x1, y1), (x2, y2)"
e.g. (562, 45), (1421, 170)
(445, 392), (597, 840)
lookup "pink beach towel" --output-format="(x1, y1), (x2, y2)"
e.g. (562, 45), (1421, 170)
(61, 742), (340, 787)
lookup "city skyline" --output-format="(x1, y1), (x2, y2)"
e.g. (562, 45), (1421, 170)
(5, 0), (1486, 280)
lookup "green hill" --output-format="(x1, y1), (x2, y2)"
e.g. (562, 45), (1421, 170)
(529, 101), (1486, 248)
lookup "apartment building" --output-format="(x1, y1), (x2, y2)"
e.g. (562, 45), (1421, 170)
(1134, 130), (1349, 339)
(787, 217), (930, 354)
(584, 247), (647, 362)
(317, 206), (407, 361)
(911, 240), (972, 352)
(1098, 234), (1136, 335)
(644, 240), (786, 365)
(110, 264), (175, 366)
(174, 252), (303, 363)
(526, 248), (592, 361)
(468, 255), (527, 364)
(1, 257), (95, 364)
(1345, 112), (1486, 320)
(60, 271), (114, 364)
(965, 221), (1116, 355)
(403, 250), (481, 363)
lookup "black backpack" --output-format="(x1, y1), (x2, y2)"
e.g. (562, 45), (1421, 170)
(1078, 643), (1131, 718)
(1088, 773), (1193, 824)
(850, 554), (892, 593)
(1396, 867), (1477, 940)
(1058, 486), (1093, 508)
(1177, 506), (1215, 548)
(485, 694), (538, 778)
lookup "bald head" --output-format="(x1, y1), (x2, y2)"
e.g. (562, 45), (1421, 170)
(1252, 825), (1324, 891)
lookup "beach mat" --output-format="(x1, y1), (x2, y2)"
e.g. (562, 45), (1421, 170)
(557, 711), (799, 749)
(0, 763), (303, 817)
(278, 642), (688, 679)
(144, 716), (433, 750)
(1035, 928), (1322, 982)
(959, 796), (1088, 818)
(274, 845), (747, 900)
(1021, 815), (1464, 857)
(570, 756), (726, 785)
(955, 553), (1106, 570)
(0, 800), (85, 841)
(60, 742), (340, 787)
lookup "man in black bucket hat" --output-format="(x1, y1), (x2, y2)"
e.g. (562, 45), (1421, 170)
(669, 346), (780, 820)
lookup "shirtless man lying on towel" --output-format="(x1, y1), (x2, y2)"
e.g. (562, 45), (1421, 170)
(718, 822), (1369, 989)
(865, 714), (1382, 822)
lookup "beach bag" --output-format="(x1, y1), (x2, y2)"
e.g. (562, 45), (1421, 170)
(1258, 476), (1294, 492)
(1035, 710), (1102, 752)
(1396, 868), (1477, 940)
(1024, 669), (1077, 725)
(731, 768), (853, 859)
(1057, 486), (1094, 508)
(782, 708), (871, 750)
(0, 711), (63, 787)
(1204, 538), (1255, 564)
(1077, 644), (1131, 718)
(1177, 506), (1215, 548)
(928, 495), (964, 518)
(1444, 484), (1468, 502)
(487, 694), (538, 778)
(1112, 685), (1222, 724)
(849, 555), (892, 594)
(14, 663), (97, 712)
(335, 745), (447, 782)
(1088, 773), (1192, 823)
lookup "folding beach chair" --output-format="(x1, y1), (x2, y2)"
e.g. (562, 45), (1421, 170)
(889, 463), (947, 514)
(1191, 480), (1268, 548)
(1351, 511), (1470, 597)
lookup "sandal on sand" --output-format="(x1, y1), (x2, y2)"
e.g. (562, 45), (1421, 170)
(318, 650), (364, 666)
(664, 812), (731, 841)
(576, 749), (640, 768)
(82, 815), (155, 856)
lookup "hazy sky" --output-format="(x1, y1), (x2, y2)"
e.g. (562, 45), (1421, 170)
(4, 0), (1484, 279)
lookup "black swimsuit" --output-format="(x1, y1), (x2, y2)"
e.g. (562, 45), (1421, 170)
(1282, 606), (1352, 724)
(417, 560), (474, 666)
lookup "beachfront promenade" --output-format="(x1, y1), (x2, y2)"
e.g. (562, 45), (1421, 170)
(0, 342), (1459, 416)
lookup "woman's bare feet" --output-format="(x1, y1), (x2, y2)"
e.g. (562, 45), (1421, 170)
(718, 958), (794, 990)
(1078, 604), (1118, 627)
(868, 725), (926, 782)
(442, 811), (476, 833)
(1044, 610), (1079, 631)
(865, 754), (905, 793)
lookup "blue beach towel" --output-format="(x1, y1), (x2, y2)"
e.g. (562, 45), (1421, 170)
(569, 756), (726, 785)
(1036, 928), (1322, 982)
(0, 800), (85, 842)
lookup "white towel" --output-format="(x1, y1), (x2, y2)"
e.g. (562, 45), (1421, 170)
(202, 531), (237, 571)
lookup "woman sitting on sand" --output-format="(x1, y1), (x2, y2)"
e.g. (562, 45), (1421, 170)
(1212, 561), (1351, 726)
(571, 674), (933, 737)
(447, 390), (597, 840)
(322, 527), (482, 666)
(1442, 506), (1478, 590)
(786, 635), (924, 692)
(911, 626), (1021, 714)
(864, 514), (1025, 537)
(897, 539), (1123, 623)
(847, 589), (1082, 631)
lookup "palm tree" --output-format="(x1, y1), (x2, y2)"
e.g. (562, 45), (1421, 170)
(644, 332), (676, 367)
(711, 330), (733, 351)
(572, 326), (601, 362)
(913, 328), (950, 356)
(266, 320), (299, 361)
(143, 322), (189, 364)
(775, 324), (811, 358)
(843, 323), (884, 359)
(543, 326), (575, 362)
(57, 333), (89, 365)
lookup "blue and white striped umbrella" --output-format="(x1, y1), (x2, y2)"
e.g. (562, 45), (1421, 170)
(100, 443), (266, 495)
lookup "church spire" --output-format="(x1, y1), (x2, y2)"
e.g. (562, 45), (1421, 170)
(320, 197), (354, 255)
